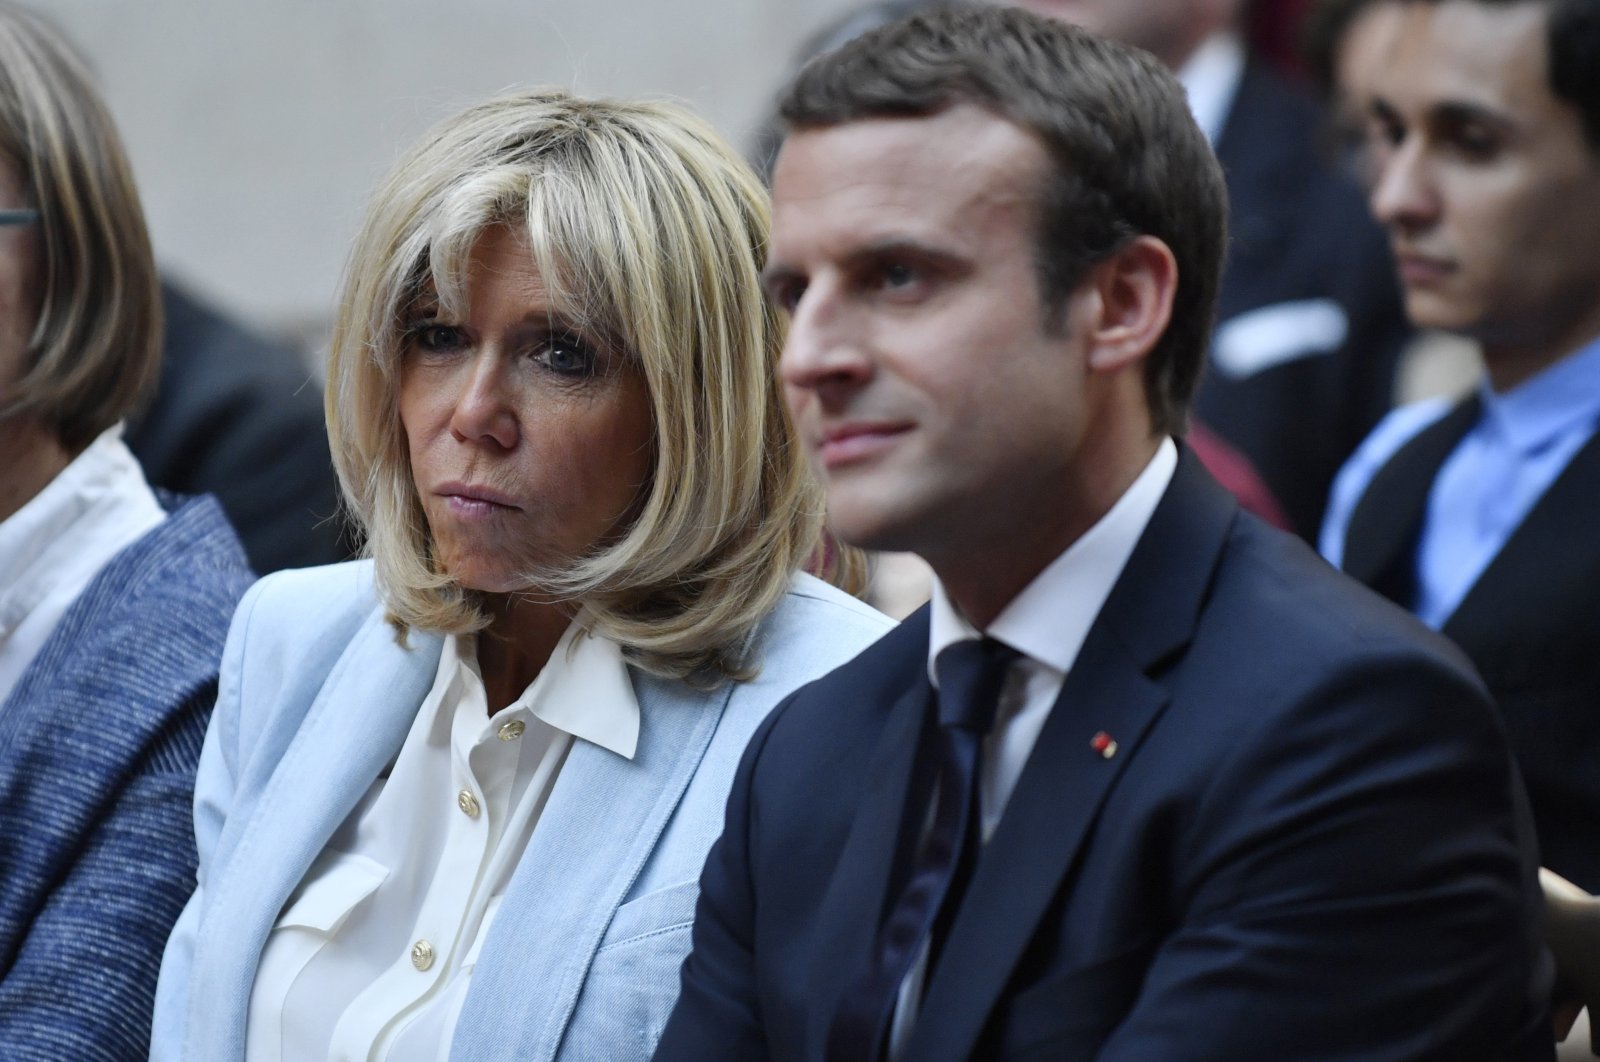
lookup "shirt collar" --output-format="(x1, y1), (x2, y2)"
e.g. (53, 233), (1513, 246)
(457, 617), (640, 760)
(1478, 331), (1600, 455)
(928, 438), (1178, 682)
(1177, 31), (1246, 146)
(0, 424), (163, 640)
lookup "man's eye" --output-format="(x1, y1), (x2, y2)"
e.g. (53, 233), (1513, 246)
(771, 279), (806, 313)
(1451, 124), (1501, 161)
(1364, 114), (1403, 149)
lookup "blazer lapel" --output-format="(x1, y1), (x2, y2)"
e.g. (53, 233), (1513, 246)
(190, 610), (440, 1058)
(1442, 422), (1600, 637)
(908, 449), (1237, 1060)
(803, 671), (936, 1054)
(451, 668), (730, 1062)
(1341, 395), (1481, 605)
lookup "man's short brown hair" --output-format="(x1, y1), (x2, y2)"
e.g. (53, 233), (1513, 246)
(778, 5), (1228, 436)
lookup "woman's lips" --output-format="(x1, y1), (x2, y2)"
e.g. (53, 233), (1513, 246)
(436, 482), (521, 518)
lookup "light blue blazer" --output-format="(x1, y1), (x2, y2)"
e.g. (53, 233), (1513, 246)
(151, 560), (893, 1061)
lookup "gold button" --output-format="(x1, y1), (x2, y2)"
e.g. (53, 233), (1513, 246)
(497, 719), (526, 741)
(457, 789), (480, 819)
(410, 939), (434, 971)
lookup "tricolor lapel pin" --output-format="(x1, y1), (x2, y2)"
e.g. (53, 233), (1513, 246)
(1090, 730), (1118, 760)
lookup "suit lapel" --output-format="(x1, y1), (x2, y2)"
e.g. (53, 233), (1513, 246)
(804, 667), (935, 1053)
(907, 449), (1237, 1060)
(452, 667), (730, 1062)
(193, 610), (440, 1057)
(1341, 395), (1481, 605)
(1443, 421), (1600, 637)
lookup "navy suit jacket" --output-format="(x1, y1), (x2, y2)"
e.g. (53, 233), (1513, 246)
(658, 453), (1550, 1061)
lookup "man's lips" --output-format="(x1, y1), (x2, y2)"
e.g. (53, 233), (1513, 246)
(435, 482), (522, 517)
(1394, 251), (1456, 286)
(815, 422), (911, 468)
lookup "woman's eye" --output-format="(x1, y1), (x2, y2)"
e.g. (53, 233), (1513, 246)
(538, 337), (598, 376)
(882, 262), (916, 288)
(407, 322), (463, 353)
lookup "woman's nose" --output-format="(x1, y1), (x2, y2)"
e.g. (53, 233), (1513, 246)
(448, 355), (518, 450)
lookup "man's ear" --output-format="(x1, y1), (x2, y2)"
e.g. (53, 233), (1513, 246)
(1084, 235), (1178, 374)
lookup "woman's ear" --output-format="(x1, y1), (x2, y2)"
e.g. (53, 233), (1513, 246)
(1084, 235), (1178, 374)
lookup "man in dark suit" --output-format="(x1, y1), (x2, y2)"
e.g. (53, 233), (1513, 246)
(656, 8), (1549, 1060)
(997, 0), (1411, 539)
(1320, 0), (1600, 896)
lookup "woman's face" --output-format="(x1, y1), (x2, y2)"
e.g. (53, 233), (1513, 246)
(0, 155), (39, 403)
(398, 223), (654, 595)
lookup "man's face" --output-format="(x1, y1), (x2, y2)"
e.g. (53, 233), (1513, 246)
(1332, 0), (1407, 182)
(1365, 0), (1600, 366)
(995, 0), (1235, 67)
(767, 105), (1103, 575)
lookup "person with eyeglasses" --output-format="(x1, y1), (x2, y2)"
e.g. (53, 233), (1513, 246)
(0, 4), (254, 1058)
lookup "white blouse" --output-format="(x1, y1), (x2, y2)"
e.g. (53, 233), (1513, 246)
(245, 620), (640, 1061)
(0, 424), (165, 704)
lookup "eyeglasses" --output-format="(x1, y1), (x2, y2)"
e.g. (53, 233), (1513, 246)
(0, 209), (38, 226)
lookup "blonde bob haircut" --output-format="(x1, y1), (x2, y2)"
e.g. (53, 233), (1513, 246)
(0, 2), (160, 452)
(328, 89), (860, 684)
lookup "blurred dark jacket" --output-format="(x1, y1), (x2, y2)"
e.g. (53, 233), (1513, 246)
(127, 283), (347, 573)
(1195, 59), (1410, 538)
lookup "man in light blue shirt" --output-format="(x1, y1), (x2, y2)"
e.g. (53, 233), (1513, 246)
(1320, 0), (1600, 895)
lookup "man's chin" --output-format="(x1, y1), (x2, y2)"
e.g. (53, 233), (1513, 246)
(1402, 290), (1479, 336)
(823, 504), (921, 557)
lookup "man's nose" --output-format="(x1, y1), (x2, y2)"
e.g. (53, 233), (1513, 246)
(778, 281), (871, 396)
(1369, 139), (1440, 233)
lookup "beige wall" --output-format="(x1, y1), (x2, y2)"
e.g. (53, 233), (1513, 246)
(46, 0), (864, 348)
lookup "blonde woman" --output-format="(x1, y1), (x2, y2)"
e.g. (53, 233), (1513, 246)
(0, 4), (254, 1058)
(151, 89), (891, 1060)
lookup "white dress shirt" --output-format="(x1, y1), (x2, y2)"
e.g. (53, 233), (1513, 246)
(0, 424), (165, 704)
(890, 439), (1177, 1055)
(1177, 32), (1246, 147)
(245, 619), (640, 1062)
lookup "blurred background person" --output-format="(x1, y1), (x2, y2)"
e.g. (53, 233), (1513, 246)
(993, 0), (1411, 540)
(9, 7), (349, 575)
(0, 3), (253, 1058)
(1302, 0), (1409, 170)
(128, 280), (347, 574)
(1545, 867), (1600, 1056)
(1316, 1), (1600, 1050)
(1302, 0), (1484, 402)
(1320, 0), (1600, 908)
(153, 89), (890, 1060)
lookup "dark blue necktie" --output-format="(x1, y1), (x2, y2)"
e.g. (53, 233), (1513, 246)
(826, 637), (1019, 1061)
